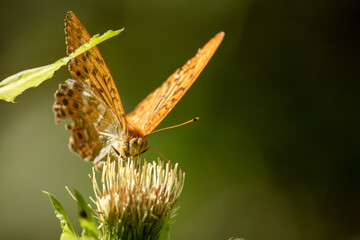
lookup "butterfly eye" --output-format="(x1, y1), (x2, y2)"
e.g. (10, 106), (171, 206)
(130, 138), (138, 148)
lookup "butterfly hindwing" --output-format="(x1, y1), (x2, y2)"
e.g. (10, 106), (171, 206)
(53, 79), (121, 167)
(126, 32), (224, 135)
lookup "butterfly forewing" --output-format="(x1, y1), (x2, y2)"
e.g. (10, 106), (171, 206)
(126, 32), (224, 135)
(65, 11), (127, 133)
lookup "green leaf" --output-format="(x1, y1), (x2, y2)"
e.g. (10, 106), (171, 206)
(0, 29), (123, 102)
(73, 189), (100, 240)
(43, 191), (78, 240)
(158, 212), (171, 240)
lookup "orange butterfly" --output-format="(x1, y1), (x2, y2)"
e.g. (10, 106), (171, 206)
(53, 11), (224, 169)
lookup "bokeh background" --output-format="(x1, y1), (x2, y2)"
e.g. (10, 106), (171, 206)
(0, 0), (359, 239)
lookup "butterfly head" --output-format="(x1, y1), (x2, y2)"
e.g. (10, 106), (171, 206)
(129, 136), (148, 156)
(121, 126), (148, 157)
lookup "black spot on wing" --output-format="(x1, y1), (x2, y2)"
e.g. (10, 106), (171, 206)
(62, 98), (69, 106)
(67, 90), (74, 97)
(73, 102), (79, 109)
(77, 132), (83, 139)
(173, 87), (185, 96)
(92, 68), (98, 77)
(95, 57), (103, 64)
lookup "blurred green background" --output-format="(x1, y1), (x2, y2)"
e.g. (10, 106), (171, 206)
(0, 0), (359, 239)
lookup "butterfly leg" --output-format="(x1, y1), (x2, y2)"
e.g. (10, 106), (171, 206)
(137, 153), (142, 169)
(110, 144), (132, 163)
(110, 145), (120, 157)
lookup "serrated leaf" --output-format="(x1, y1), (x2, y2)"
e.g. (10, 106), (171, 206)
(73, 189), (100, 240)
(43, 191), (78, 240)
(0, 29), (123, 102)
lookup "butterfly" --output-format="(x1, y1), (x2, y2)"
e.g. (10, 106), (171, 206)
(53, 11), (224, 169)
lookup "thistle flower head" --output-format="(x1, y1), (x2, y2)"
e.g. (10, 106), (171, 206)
(90, 157), (185, 240)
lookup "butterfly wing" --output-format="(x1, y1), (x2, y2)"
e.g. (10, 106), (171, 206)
(65, 11), (127, 133)
(53, 79), (121, 168)
(126, 32), (224, 135)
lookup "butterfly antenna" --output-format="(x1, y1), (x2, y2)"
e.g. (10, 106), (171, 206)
(150, 117), (199, 134)
(141, 146), (186, 174)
